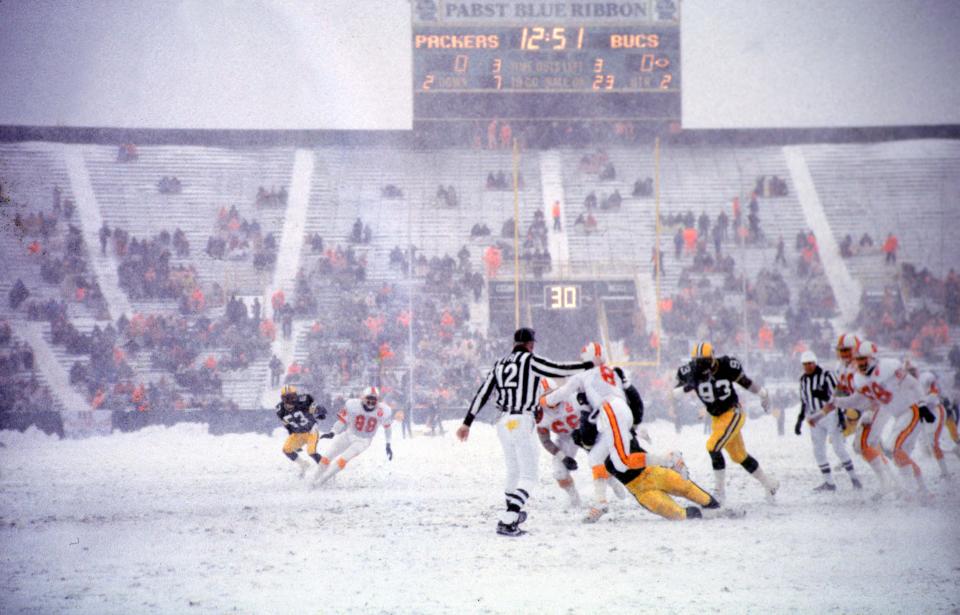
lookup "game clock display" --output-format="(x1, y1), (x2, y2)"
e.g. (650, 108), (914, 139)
(413, 24), (680, 122)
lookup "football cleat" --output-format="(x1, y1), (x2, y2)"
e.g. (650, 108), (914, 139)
(851, 477), (863, 490)
(813, 482), (837, 492)
(496, 521), (526, 537)
(516, 510), (527, 525)
(582, 506), (608, 524)
(702, 506), (746, 520)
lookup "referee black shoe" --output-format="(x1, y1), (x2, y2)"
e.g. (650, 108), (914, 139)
(496, 521), (526, 537)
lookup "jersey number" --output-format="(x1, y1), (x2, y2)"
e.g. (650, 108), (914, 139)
(599, 365), (617, 386)
(868, 382), (893, 404)
(354, 415), (378, 433)
(697, 379), (732, 403)
(550, 414), (580, 434)
(497, 363), (519, 389)
(289, 410), (309, 427)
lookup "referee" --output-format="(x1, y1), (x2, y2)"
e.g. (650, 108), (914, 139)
(796, 351), (861, 491)
(456, 327), (593, 537)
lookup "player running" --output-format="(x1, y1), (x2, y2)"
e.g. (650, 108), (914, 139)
(673, 343), (778, 503)
(276, 385), (327, 477)
(314, 386), (393, 486)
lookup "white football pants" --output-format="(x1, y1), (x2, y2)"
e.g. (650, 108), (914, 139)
(496, 412), (539, 523)
(809, 413), (852, 480)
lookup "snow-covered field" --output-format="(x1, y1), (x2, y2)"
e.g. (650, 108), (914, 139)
(1, 416), (958, 614)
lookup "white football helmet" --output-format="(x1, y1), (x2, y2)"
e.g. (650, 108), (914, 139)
(854, 340), (878, 374)
(835, 333), (860, 363)
(362, 386), (379, 410)
(580, 342), (607, 365)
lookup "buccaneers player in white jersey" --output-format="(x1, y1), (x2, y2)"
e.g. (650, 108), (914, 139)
(818, 341), (930, 496)
(537, 350), (631, 520)
(314, 386), (393, 486)
(912, 367), (954, 477)
(833, 333), (864, 438)
(535, 377), (585, 508)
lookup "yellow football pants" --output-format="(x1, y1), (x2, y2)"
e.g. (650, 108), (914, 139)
(947, 416), (959, 443)
(706, 408), (748, 464)
(624, 466), (713, 520)
(283, 432), (319, 455)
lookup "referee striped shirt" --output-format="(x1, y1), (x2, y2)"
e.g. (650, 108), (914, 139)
(799, 365), (836, 419)
(463, 347), (593, 426)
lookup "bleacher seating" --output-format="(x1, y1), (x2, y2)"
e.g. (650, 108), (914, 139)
(2, 137), (957, 415)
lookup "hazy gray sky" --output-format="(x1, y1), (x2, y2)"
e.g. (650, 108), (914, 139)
(1, 0), (958, 130)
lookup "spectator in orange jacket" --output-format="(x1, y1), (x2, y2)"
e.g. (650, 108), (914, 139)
(882, 233), (898, 265)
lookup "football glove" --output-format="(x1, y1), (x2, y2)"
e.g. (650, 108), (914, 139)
(571, 429), (583, 448)
(319, 431), (335, 439)
(314, 405), (328, 421)
(386, 443), (393, 461)
(758, 388), (771, 412)
(560, 455), (578, 471)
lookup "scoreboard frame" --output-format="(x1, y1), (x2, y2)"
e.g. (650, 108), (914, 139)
(412, 1), (681, 123)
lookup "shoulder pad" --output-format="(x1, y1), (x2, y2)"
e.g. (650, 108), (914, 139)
(721, 356), (742, 371)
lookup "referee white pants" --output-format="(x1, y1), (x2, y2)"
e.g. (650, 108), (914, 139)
(809, 413), (852, 481)
(496, 412), (539, 524)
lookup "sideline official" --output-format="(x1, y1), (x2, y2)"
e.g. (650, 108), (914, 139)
(457, 327), (593, 537)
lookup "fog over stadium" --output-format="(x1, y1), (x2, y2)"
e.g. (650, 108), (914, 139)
(1, 2), (959, 614)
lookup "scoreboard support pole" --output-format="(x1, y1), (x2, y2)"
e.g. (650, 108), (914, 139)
(654, 136), (662, 369)
(513, 138), (521, 330)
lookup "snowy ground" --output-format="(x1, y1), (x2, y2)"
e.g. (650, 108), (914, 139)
(1, 416), (958, 614)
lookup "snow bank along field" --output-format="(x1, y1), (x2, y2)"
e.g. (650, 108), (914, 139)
(1, 416), (958, 614)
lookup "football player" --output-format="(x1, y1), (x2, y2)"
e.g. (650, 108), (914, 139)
(276, 385), (327, 477)
(833, 333), (864, 438)
(541, 343), (639, 521)
(914, 368), (953, 477)
(544, 343), (723, 522)
(816, 341), (930, 497)
(535, 377), (584, 508)
(315, 386), (393, 486)
(673, 343), (778, 503)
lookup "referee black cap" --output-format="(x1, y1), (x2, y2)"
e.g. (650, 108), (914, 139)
(514, 327), (536, 343)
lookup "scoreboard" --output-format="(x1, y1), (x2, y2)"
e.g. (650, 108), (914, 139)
(412, 1), (681, 123)
(488, 278), (637, 355)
